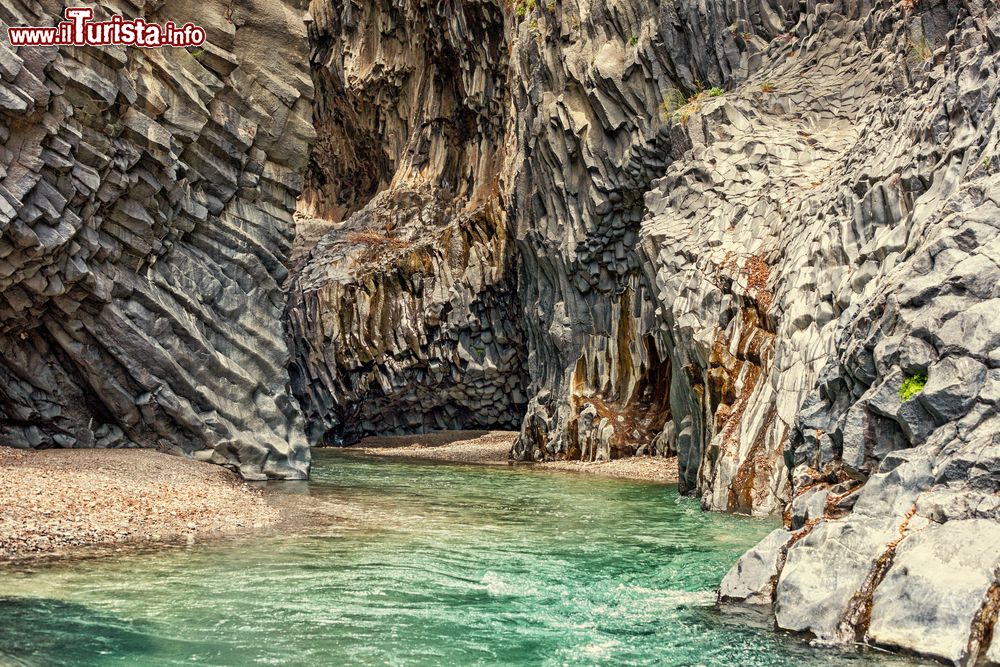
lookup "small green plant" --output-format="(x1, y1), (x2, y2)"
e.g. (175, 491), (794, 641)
(760, 81), (776, 93)
(899, 372), (928, 401)
(474, 346), (486, 360)
(658, 87), (687, 122)
(628, 34), (638, 46)
(515, 1), (527, 17)
(707, 86), (724, 97)
(189, 47), (206, 60)
(547, 0), (555, 10)
(529, 18), (538, 30)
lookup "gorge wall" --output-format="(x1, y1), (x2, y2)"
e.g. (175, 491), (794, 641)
(502, 0), (799, 510)
(289, 0), (1000, 662)
(286, 0), (529, 444)
(0, 0), (313, 479)
(717, 2), (1000, 663)
(4, 0), (1000, 660)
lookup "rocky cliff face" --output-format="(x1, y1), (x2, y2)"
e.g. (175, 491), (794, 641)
(3, 0), (998, 659)
(286, 0), (529, 444)
(0, 0), (313, 479)
(289, 0), (1000, 661)
(502, 0), (800, 504)
(710, 2), (1000, 663)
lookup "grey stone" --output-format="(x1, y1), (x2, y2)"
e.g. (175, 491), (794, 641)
(774, 517), (898, 641)
(719, 528), (792, 605)
(789, 486), (829, 530)
(918, 356), (988, 425)
(0, 0), (314, 480)
(868, 520), (1000, 664)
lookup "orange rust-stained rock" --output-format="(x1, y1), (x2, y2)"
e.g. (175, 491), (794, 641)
(564, 286), (673, 462)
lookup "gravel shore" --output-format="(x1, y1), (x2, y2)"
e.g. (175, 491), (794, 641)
(347, 431), (679, 483)
(0, 447), (277, 562)
(2, 431), (678, 562)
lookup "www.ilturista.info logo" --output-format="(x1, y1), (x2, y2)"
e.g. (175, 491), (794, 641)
(6, 7), (207, 47)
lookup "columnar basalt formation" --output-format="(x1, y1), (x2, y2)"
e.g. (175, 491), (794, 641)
(4, 0), (999, 659)
(287, 187), (529, 444)
(291, 0), (1000, 659)
(715, 2), (1000, 663)
(286, 0), (528, 444)
(0, 0), (314, 479)
(503, 0), (801, 506)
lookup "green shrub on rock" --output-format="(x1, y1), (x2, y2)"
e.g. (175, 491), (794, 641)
(899, 372), (928, 401)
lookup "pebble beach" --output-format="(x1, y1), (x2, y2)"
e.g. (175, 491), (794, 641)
(0, 447), (277, 561)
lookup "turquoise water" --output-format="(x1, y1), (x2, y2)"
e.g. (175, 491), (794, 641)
(0, 451), (921, 666)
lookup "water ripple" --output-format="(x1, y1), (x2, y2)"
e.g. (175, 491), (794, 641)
(0, 452), (929, 667)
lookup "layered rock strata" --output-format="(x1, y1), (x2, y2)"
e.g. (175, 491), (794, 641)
(0, 0), (313, 479)
(286, 0), (528, 444)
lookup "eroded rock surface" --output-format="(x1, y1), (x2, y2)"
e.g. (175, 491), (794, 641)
(0, 0), (313, 479)
(291, 0), (1000, 660)
(286, 0), (529, 444)
(717, 2), (1000, 662)
(9, 0), (995, 659)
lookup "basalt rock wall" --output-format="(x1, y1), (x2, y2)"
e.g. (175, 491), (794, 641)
(289, 0), (1000, 659)
(286, 0), (529, 444)
(0, 0), (314, 479)
(503, 0), (803, 511)
(716, 1), (1000, 663)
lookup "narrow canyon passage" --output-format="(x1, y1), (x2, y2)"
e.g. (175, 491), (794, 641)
(2, 0), (999, 663)
(285, 0), (532, 446)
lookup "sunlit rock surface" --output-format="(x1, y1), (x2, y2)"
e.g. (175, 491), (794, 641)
(292, 0), (1000, 660)
(0, 0), (313, 479)
(716, 2), (1000, 662)
(4, 0), (1000, 659)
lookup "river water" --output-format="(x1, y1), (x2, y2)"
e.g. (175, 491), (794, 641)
(0, 451), (923, 666)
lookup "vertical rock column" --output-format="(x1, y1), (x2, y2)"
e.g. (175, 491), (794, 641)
(0, 0), (315, 479)
(286, 0), (529, 444)
(503, 0), (800, 492)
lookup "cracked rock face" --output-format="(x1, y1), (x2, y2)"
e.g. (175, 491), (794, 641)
(287, 186), (529, 444)
(292, 0), (1000, 659)
(502, 0), (838, 498)
(18, 0), (990, 658)
(717, 1), (1000, 662)
(286, 0), (529, 444)
(0, 0), (314, 479)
